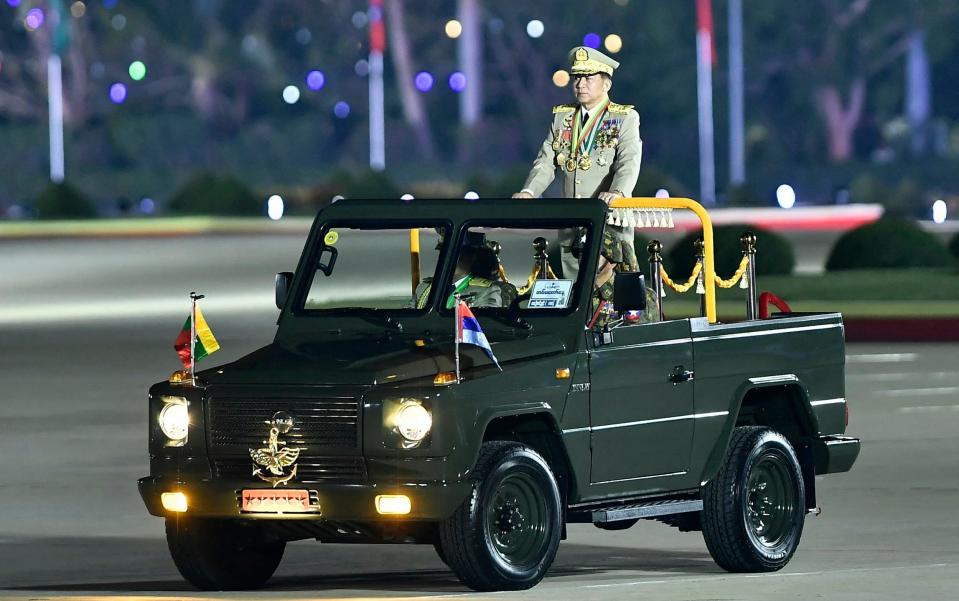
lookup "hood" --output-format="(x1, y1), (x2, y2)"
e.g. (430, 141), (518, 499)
(198, 334), (567, 387)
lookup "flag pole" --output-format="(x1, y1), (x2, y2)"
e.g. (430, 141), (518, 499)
(189, 292), (205, 385)
(454, 294), (461, 383)
(696, 0), (717, 206)
(368, 0), (386, 171)
(190, 292), (197, 385)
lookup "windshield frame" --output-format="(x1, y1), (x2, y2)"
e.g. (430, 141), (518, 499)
(293, 218), (453, 316)
(434, 217), (595, 319)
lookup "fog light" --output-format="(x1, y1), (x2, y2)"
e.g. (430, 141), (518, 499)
(375, 495), (411, 515)
(161, 492), (188, 513)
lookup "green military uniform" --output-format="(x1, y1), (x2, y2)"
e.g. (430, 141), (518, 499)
(591, 228), (658, 328)
(519, 46), (642, 280)
(413, 276), (517, 310)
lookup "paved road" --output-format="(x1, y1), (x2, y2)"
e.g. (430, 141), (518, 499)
(1, 235), (956, 599)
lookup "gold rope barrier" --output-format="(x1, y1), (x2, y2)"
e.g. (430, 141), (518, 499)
(660, 255), (749, 292)
(660, 261), (702, 293)
(714, 256), (749, 289)
(498, 264), (510, 284)
(516, 263), (558, 296)
(517, 265), (541, 295)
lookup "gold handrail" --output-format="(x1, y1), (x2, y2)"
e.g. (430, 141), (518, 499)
(409, 228), (421, 296)
(610, 197), (717, 323)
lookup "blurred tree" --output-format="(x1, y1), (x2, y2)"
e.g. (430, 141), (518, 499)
(385, 0), (437, 159)
(746, 0), (958, 163)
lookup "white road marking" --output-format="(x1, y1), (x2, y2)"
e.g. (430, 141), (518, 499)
(877, 387), (959, 397)
(898, 405), (959, 414)
(584, 562), (957, 589)
(847, 371), (956, 382)
(846, 353), (919, 364)
(0, 293), (275, 326)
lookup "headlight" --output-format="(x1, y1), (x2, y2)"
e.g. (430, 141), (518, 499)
(159, 397), (189, 445)
(395, 402), (432, 442)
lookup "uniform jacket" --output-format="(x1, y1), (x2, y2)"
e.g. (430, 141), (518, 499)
(522, 100), (642, 199)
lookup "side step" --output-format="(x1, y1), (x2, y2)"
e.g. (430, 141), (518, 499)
(569, 498), (703, 524)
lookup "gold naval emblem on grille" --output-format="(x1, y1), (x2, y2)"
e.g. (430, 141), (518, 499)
(249, 411), (304, 487)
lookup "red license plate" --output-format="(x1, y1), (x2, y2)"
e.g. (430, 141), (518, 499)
(241, 489), (312, 513)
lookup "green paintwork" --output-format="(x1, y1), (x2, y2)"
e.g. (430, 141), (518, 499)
(139, 198), (858, 532)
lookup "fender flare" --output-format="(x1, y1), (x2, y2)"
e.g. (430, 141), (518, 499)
(700, 374), (818, 486)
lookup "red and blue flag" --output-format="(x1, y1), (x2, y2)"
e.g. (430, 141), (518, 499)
(455, 299), (501, 370)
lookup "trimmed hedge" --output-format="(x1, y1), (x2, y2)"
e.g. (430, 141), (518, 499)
(34, 182), (97, 219)
(166, 172), (261, 216)
(949, 232), (959, 259)
(325, 169), (400, 200)
(667, 224), (795, 277)
(826, 217), (952, 270)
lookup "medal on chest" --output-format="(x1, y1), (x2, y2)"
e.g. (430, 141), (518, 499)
(568, 99), (609, 172)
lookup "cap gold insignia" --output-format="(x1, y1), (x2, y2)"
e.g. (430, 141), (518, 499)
(575, 48), (588, 61)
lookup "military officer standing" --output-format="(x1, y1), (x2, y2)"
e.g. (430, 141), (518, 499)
(513, 46), (642, 280)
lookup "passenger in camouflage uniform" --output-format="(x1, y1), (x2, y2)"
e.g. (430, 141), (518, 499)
(591, 228), (657, 327)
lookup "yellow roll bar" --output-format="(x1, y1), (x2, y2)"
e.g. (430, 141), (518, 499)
(610, 197), (717, 324)
(409, 228), (421, 296)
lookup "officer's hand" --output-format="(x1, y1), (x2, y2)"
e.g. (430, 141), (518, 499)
(512, 191), (534, 199)
(598, 190), (623, 205)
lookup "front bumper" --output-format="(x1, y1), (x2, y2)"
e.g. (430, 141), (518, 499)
(811, 435), (861, 474)
(138, 475), (472, 521)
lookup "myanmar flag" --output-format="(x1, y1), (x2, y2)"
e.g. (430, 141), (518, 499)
(174, 305), (220, 369)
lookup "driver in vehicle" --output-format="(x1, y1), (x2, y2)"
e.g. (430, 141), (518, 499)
(413, 242), (518, 310)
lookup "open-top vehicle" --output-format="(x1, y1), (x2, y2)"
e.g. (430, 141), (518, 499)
(139, 197), (860, 591)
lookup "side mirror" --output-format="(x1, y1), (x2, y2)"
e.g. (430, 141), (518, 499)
(613, 272), (647, 313)
(275, 272), (293, 309)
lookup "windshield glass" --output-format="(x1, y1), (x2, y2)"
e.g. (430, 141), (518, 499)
(303, 225), (447, 310)
(442, 224), (590, 313)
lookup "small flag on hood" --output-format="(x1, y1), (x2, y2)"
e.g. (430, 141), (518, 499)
(174, 302), (220, 369)
(455, 297), (501, 371)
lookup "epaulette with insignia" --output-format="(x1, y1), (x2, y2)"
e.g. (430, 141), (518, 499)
(607, 102), (634, 115)
(552, 103), (577, 114)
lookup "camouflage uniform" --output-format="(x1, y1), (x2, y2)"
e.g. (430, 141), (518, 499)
(413, 277), (517, 310)
(591, 228), (656, 327)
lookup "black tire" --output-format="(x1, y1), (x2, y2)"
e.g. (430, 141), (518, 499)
(165, 517), (285, 590)
(702, 426), (806, 572)
(438, 441), (562, 591)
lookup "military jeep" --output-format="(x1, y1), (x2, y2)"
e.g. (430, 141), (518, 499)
(138, 197), (860, 591)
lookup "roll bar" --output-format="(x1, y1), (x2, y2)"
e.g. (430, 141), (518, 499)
(610, 197), (717, 323)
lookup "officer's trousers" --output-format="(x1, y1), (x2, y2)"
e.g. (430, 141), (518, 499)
(559, 224), (634, 281)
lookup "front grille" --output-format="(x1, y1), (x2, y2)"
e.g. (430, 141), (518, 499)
(208, 397), (360, 450)
(207, 395), (365, 483)
(215, 456), (367, 483)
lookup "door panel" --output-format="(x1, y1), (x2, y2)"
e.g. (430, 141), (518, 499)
(588, 319), (695, 485)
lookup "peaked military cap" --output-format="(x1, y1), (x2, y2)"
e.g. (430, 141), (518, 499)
(568, 46), (620, 76)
